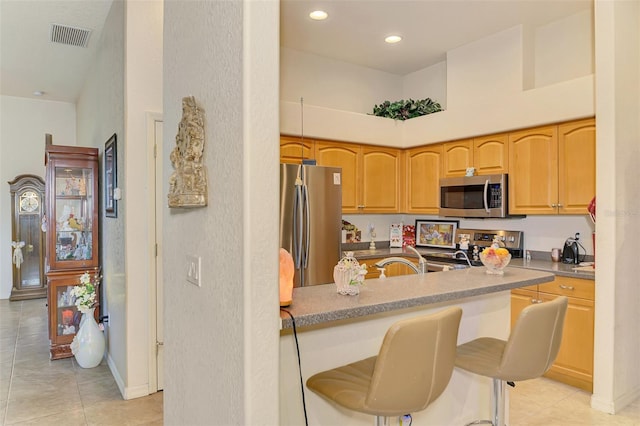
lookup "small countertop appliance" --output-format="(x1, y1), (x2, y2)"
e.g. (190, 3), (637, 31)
(562, 233), (584, 264)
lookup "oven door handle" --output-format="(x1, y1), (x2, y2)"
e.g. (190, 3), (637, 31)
(483, 179), (490, 214)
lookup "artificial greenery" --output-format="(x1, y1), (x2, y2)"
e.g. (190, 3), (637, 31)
(371, 98), (443, 121)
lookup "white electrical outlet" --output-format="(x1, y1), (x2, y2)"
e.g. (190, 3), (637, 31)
(186, 254), (202, 287)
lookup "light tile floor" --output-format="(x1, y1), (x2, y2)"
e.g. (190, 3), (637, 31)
(1, 299), (162, 426)
(3, 299), (640, 425)
(510, 373), (640, 425)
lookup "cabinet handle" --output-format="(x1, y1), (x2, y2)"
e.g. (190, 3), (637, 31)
(557, 204), (563, 208)
(559, 284), (575, 290)
(551, 203), (557, 208)
(357, 205), (365, 209)
(531, 298), (543, 304)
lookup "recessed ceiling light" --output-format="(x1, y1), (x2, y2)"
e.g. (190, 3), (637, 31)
(309, 10), (328, 20)
(33, 91), (45, 96)
(385, 35), (402, 44)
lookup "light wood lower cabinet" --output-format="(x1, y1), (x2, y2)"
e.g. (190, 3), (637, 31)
(511, 276), (594, 391)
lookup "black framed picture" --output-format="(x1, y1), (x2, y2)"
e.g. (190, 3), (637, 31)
(415, 219), (459, 249)
(104, 134), (117, 218)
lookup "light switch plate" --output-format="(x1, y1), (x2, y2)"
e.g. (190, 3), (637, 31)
(186, 254), (201, 287)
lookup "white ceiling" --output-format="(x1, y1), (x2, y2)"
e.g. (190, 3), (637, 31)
(1, 0), (591, 103)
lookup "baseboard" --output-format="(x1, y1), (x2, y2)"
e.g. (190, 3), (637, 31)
(107, 353), (126, 398)
(106, 352), (152, 400)
(591, 385), (640, 414)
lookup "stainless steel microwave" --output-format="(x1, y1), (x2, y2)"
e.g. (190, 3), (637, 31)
(439, 174), (511, 218)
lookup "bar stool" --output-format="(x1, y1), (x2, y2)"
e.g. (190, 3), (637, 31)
(455, 296), (568, 426)
(306, 306), (462, 426)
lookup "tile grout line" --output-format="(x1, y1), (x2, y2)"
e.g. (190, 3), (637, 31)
(2, 301), (22, 426)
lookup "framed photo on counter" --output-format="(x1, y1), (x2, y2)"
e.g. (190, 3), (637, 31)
(415, 219), (458, 249)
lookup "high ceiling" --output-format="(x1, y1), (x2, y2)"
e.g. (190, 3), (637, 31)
(0, 0), (592, 103)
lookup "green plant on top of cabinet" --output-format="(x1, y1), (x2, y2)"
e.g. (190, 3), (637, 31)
(315, 140), (401, 214)
(508, 118), (595, 214)
(405, 144), (443, 214)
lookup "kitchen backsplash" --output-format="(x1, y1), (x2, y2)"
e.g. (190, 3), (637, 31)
(342, 214), (595, 255)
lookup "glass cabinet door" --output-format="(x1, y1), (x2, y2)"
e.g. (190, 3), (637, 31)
(53, 166), (94, 263)
(54, 283), (82, 339)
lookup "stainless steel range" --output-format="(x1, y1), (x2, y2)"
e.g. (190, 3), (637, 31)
(421, 228), (524, 268)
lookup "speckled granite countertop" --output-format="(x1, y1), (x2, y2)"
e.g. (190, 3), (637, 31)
(279, 267), (554, 329)
(346, 247), (595, 280)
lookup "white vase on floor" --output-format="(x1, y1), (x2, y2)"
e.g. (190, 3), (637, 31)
(71, 307), (105, 368)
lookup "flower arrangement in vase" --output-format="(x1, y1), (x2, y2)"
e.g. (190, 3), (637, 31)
(70, 269), (100, 313)
(70, 268), (104, 368)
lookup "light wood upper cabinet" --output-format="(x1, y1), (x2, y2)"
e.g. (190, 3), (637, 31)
(557, 118), (596, 214)
(280, 136), (315, 164)
(509, 119), (595, 215)
(405, 145), (443, 214)
(315, 140), (361, 213)
(361, 146), (402, 213)
(443, 139), (474, 177)
(508, 126), (559, 214)
(473, 133), (508, 175)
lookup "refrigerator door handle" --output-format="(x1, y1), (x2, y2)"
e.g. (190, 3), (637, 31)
(302, 184), (310, 270)
(293, 184), (303, 269)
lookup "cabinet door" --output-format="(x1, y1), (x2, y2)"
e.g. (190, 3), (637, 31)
(405, 145), (442, 214)
(280, 136), (314, 164)
(508, 126), (558, 214)
(315, 141), (361, 213)
(474, 133), (508, 175)
(47, 271), (101, 359)
(510, 288), (539, 327)
(539, 293), (594, 392)
(45, 146), (99, 271)
(558, 119), (595, 214)
(443, 139), (474, 177)
(361, 146), (401, 213)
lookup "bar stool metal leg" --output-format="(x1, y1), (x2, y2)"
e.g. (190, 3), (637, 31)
(374, 416), (390, 426)
(464, 378), (505, 426)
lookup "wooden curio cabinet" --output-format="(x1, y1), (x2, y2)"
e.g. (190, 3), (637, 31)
(45, 145), (100, 359)
(8, 174), (46, 301)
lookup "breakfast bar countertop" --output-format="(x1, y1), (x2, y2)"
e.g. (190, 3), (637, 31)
(280, 267), (555, 329)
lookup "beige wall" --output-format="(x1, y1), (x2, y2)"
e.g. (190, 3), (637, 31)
(76, 0), (127, 394)
(163, 0), (279, 423)
(0, 96), (76, 299)
(75, 0), (163, 400)
(592, 0), (640, 413)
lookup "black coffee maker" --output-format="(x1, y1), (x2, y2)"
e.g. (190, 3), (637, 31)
(562, 233), (581, 264)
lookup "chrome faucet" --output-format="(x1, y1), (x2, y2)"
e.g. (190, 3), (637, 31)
(453, 250), (473, 267)
(405, 245), (427, 274)
(373, 257), (422, 275)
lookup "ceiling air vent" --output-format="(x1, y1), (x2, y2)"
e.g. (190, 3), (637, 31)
(49, 23), (92, 48)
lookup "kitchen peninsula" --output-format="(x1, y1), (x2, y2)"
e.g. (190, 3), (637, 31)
(280, 267), (555, 425)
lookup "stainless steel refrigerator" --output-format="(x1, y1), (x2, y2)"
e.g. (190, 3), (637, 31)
(280, 163), (342, 287)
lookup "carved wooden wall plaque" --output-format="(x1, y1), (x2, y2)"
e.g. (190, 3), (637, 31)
(168, 96), (207, 208)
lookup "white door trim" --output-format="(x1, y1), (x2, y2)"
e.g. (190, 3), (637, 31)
(146, 112), (163, 393)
